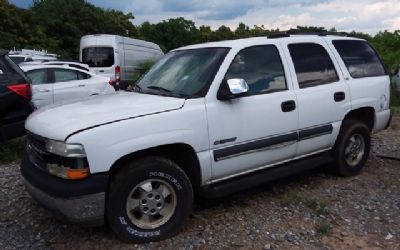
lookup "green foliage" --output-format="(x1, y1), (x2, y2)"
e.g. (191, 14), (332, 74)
(0, 0), (137, 58)
(316, 222), (333, 237)
(371, 30), (400, 71)
(0, 138), (25, 164)
(305, 199), (329, 216)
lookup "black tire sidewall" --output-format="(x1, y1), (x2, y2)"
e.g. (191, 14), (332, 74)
(334, 121), (371, 176)
(108, 158), (193, 243)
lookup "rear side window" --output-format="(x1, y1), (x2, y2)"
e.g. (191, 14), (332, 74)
(332, 40), (386, 78)
(54, 69), (79, 82)
(288, 43), (339, 88)
(26, 69), (48, 85)
(82, 47), (114, 68)
(225, 45), (287, 95)
(77, 71), (90, 79)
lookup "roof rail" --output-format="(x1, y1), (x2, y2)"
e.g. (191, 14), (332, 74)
(268, 30), (352, 39)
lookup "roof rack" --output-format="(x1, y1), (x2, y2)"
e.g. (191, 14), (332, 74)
(268, 30), (352, 39)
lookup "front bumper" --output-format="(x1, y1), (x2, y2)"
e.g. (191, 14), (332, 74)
(20, 154), (108, 226)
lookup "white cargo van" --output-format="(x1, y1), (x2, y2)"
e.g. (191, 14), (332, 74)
(79, 34), (164, 88)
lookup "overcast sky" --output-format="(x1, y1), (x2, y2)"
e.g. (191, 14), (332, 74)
(10, 0), (400, 34)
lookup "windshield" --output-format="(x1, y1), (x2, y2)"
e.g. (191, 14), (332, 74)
(136, 47), (229, 98)
(82, 47), (114, 67)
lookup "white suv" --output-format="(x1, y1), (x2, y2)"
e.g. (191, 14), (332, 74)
(21, 33), (391, 243)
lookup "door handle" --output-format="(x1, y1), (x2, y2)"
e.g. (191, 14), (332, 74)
(38, 89), (50, 93)
(99, 70), (104, 73)
(78, 84), (85, 87)
(281, 100), (296, 112)
(334, 92), (345, 102)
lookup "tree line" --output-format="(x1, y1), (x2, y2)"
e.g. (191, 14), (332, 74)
(0, 0), (399, 71)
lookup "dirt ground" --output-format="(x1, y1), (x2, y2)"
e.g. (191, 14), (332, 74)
(1, 117), (399, 250)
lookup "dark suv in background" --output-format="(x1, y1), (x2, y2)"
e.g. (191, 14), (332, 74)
(0, 49), (32, 142)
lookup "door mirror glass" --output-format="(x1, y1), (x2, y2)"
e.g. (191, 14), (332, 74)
(227, 78), (249, 95)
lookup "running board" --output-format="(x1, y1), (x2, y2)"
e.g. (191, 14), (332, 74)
(199, 152), (333, 199)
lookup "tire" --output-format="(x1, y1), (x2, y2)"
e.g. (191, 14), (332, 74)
(332, 120), (371, 176)
(107, 156), (193, 243)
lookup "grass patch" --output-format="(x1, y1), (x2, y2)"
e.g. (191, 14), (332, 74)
(316, 222), (333, 237)
(391, 89), (400, 107)
(0, 137), (25, 164)
(278, 195), (305, 206)
(391, 106), (400, 116)
(305, 199), (329, 216)
(277, 195), (329, 216)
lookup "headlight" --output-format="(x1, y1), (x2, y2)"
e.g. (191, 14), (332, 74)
(44, 140), (89, 180)
(45, 140), (86, 157)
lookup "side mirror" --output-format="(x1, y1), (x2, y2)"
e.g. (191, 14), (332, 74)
(217, 78), (249, 101)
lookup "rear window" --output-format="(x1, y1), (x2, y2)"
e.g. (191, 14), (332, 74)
(82, 47), (114, 68)
(9, 56), (25, 64)
(0, 56), (27, 84)
(332, 40), (386, 78)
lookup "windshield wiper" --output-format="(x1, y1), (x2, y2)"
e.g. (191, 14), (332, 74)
(146, 85), (172, 93)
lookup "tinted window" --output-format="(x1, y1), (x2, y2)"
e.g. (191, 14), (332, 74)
(26, 70), (48, 85)
(225, 45), (286, 95)
(332, 40), (386, 78)
(9, 56), (25, 64)
(82, 47), (114, 67)
(289, 43), (339, 88)
(54, 69), (79, 82)
(77, 72), (90, 79)
(0, 56), (27, 84)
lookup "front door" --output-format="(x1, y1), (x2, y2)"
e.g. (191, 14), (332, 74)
(206, 44), (299, 181)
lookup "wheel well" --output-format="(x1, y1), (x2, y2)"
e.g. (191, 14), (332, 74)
(343, 107), (375, 131)
(109, 143), (202, 191)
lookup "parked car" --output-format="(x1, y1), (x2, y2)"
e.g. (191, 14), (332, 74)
(9, 49), (58, 64)
(21, 60), (92, 72)
(0, 50), (32, 142)
(80, 34), (164, 89)
(20, 64), (114, 109)
(22, 33), (391, 243)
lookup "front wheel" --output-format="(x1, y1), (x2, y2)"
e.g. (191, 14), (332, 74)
(332, 120), (371, 176)
(107, 157), (193, 243)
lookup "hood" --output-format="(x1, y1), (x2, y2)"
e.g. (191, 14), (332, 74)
(26, 91), (185, 141)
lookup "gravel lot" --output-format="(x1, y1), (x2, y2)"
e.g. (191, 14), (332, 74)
(1, 117), (399, 250)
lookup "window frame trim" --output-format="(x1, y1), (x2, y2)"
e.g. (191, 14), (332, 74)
(220, 44), (289, 99)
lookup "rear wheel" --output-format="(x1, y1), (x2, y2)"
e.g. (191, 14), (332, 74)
(107, 157), (193, 243)
(332, 120), (371, 176)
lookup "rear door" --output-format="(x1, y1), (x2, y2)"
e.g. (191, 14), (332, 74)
(77, 72), (108, 96)
(280, 37), (351, 156)
(51, 68), (89, 104)
(26, 69), (53, 108)
(81, 46), (116, 80)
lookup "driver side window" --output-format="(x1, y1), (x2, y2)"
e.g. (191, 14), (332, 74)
(225, 45), (287, 95)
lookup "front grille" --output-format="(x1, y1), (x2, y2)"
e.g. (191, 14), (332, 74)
(26, 132), (48, 171)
